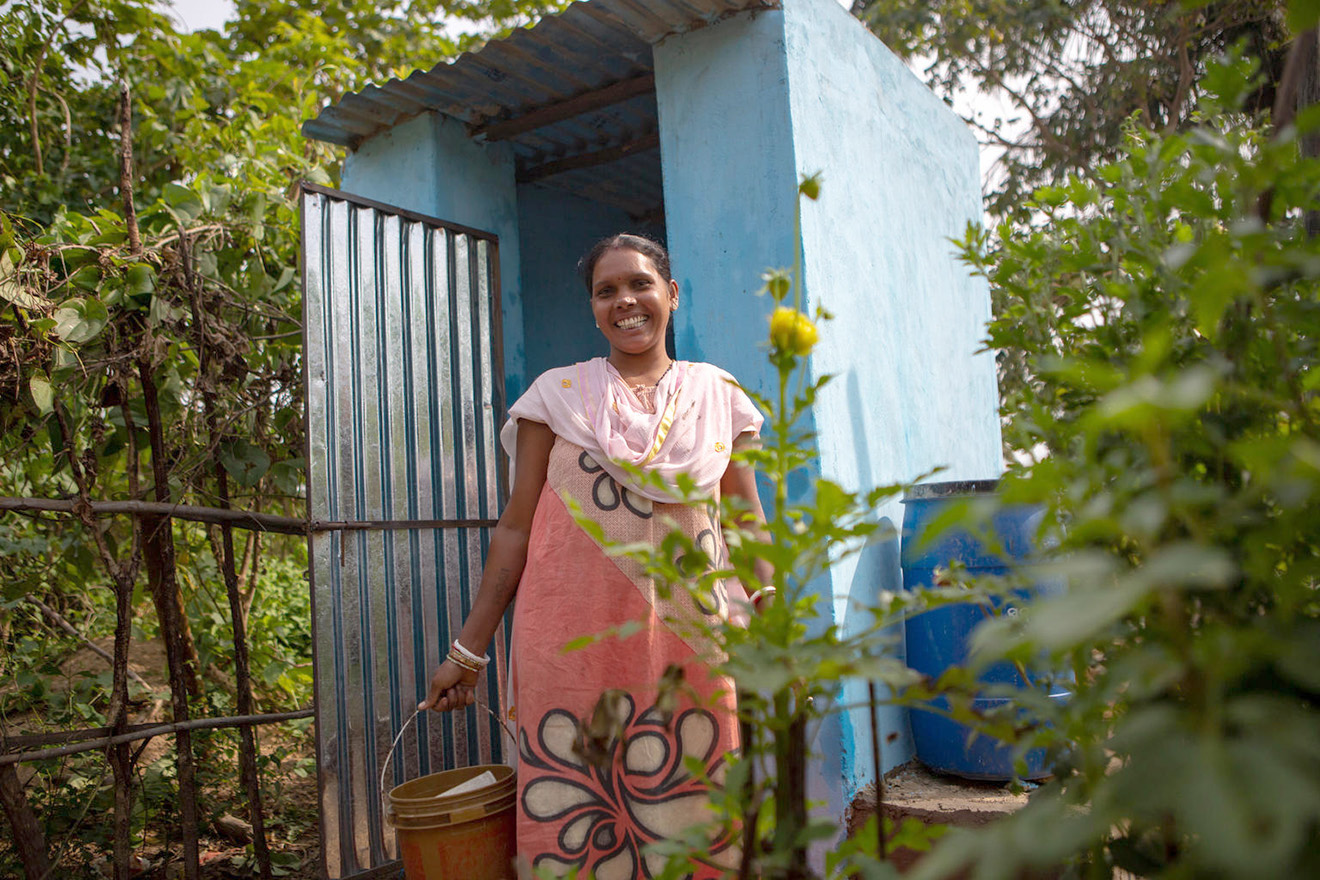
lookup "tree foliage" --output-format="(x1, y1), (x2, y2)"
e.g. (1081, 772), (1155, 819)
(0, 0), (565, 874)
(904, 53), (1320, 879)
(850, 0), (1292, 216)
(0, 0), (568, 677)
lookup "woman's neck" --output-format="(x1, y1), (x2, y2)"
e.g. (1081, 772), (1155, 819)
(608, 349), (673, 387)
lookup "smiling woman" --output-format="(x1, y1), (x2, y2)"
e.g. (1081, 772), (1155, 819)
(584, 234), (679, 379)
(420, 234), (769, 878)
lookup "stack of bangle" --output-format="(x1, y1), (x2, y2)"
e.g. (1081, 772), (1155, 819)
(447, 639), (490, 674)
(749, 586), (777, 607)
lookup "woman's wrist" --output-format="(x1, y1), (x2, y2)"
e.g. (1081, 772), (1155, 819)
(447, 639), (490, 673)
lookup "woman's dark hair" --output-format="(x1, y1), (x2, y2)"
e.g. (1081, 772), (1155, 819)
(578, 233), (672, 295)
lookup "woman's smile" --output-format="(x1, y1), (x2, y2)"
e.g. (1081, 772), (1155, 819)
(589, 247), (678, 362)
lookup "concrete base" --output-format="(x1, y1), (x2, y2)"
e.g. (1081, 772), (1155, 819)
(846, 762), (1045, 877)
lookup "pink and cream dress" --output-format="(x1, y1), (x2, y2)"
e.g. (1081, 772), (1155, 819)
(499, 358), (762, 879)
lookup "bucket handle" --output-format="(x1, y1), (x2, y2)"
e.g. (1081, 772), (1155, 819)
(379, 701), (516, 798)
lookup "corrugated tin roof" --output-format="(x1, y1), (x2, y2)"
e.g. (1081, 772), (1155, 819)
(303, 0), (779, 219)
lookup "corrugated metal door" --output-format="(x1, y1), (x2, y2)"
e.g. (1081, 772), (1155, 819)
(301, 183), (509, 878)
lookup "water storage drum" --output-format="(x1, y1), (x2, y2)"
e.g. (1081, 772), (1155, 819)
(901, 480), (1068, 780)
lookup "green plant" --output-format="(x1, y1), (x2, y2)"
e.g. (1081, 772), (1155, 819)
(903, 52), (1320, 879)
(850, 0), (1291, 220)
(1, 2), (567, 872)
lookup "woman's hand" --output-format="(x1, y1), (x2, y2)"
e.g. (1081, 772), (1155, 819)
(418, 659), (479, 712)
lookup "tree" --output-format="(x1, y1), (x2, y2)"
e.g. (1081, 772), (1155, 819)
(903, 50), (1320, 880)
(0, 1), (565, 876)
(850, 0), (1292, 216)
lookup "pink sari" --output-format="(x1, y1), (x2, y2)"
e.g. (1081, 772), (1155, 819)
(503, 361), (761, 878)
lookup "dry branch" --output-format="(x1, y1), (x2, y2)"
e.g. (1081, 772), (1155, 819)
(117, 80), (140, 257)
(0, 497), (306, 534)
(0, 709), (315, 767)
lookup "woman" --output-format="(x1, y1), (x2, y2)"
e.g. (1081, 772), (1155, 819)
(420, 234), (767, 878)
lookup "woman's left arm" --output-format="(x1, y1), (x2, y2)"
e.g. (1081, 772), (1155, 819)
(719, 447), (775, 601)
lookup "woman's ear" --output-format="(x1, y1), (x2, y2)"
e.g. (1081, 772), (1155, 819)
(669, 279), (679, 311)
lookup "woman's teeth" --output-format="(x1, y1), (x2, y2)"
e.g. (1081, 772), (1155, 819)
(615, 315), (648, 330)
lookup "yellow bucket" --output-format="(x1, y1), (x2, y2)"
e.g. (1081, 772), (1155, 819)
(387, 764), (517, 880)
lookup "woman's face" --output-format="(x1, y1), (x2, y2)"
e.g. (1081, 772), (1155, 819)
(589, 247), (679, 358)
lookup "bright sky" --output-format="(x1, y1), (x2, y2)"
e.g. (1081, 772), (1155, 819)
(168, 0), (233, 33)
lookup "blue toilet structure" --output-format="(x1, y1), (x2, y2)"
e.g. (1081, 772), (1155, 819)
(299, 0), (1002, 874)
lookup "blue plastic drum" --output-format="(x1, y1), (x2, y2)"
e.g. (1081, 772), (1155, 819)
(901, 480), (1068, 780)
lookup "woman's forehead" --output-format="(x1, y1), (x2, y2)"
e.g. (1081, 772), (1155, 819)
(593, 247), (659, 278)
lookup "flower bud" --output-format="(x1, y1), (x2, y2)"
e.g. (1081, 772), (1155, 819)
(763, 271), (791, 300)
(799, 174), (822, 201)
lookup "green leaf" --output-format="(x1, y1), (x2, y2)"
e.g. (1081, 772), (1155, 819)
(68, 265), (102, 291)
(1287, 0), (1320, 32)
(219, 439), (271, 488)
(148, 295), (183, 325)
(125, 263), (156, 296)
(52, 298), (109, 344)
(271, 265), (296, 292)
(164, 182), (205, 224)
(262, 659), (287, 686)
(29, 377), (53, 416)
(205, 183), (233, 215)
(0, 251), (46, 309)
(798, 172), (822, 200)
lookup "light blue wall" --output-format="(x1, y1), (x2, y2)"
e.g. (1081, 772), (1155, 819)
(654, 8), (799, 409)
(656, 0), (1002, 836)
(781, 0), (1002, 796)
(342, 111), (528, 398)
(654, 3), (853, 846)
(516, 184), (644, 383)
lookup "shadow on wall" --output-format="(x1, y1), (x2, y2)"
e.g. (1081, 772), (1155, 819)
(840, 517), (911, 776)
(846, 370), (876, 490)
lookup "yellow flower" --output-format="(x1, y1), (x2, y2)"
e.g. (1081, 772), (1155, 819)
(769, 306), (819, 355)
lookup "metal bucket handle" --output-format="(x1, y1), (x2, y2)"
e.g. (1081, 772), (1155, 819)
(379, 702), (516, 799)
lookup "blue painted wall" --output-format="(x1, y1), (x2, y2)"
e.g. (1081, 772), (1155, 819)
(781, 0), (1002, 799)
(654, 7), (799, 409)
(342, 111), (528, 399)
(654, 3), (855, 843)
(657, 0), (1001, 836)
(515, 184), (642, 382)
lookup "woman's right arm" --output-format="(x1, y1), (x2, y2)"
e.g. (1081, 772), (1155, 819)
(419, 419), (556, 712)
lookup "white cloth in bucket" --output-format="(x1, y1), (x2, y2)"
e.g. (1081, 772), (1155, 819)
(438, 770), (497, 798)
